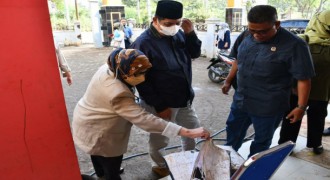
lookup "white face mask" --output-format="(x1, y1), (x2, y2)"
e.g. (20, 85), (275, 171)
(124, 75), (145, 86)
(159, 24), (180, 36)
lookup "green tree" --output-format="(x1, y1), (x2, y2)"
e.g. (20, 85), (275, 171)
(297, 0), (330, 17)
(122, 0), (228, 23)
(49, 0), (92, 31)
(268, 0), (296, 19)
(245, 0), (253, 13)
(182, 0), (204, 22)
(295, 0), (318, 18)
(315, 0), (329, 12)
(122, 0), (137, 6)
(268, 0), (329, 19)
(49, 0), (66, 29)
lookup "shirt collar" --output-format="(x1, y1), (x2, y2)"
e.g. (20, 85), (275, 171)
(150, 23), (162, 39)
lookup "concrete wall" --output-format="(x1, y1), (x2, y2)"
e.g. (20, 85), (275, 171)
(53, 31), (94, 46)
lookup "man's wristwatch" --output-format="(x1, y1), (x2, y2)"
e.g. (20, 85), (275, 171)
(296, 104), (307, 111)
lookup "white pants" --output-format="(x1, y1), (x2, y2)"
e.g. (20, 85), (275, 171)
(139, 100), (201, 167)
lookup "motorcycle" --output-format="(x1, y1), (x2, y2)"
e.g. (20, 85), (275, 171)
(207, 52), (234, 83)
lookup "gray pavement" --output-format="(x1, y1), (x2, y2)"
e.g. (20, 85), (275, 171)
(60, 44), (236, 179)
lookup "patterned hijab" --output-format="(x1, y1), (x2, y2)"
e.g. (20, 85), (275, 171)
(304, 10), (330, 45)
(108, 48), (152, 80)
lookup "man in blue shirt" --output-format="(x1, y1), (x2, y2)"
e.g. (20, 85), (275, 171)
(120, 18), (133, 48)
(130, 0), (202, 177)
(224, 5), (315, 157)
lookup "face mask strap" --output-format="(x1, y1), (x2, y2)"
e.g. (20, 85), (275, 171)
(115, 66), (120, 79)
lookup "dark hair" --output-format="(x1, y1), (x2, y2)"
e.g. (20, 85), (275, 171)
(155, 16), (165, 21)
(248, 5), (278, 23)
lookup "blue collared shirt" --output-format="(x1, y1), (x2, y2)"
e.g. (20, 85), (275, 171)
(123, 26), (133, 39)
(235, 28), (315, 116)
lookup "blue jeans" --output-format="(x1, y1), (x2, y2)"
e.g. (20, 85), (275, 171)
(225, 101), (283, 157)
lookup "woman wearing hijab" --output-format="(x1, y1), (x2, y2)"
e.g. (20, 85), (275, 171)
(279, 10), (330, 154)
(215, 22), (231, 53)
(72, 48), (210, 180)
(112, 26), (125, 49)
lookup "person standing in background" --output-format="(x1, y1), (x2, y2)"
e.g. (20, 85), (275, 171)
(279, 10), (330, 154)
(112, 26), (125, 49)
(215, 22), (231, 53)
(54, 40), (72, 85)
(120, 18), (133, 48)
(130, 0), (202, 177)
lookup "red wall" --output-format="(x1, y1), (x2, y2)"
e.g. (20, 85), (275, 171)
(0, 1), (81, 179)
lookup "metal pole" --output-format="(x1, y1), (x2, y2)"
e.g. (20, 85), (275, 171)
(75, 0), (79, 20)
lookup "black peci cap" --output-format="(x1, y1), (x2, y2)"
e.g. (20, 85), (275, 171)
(155, 0), (183, 19)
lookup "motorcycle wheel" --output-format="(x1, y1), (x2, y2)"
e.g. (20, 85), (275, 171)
(208, 63), (228, 83)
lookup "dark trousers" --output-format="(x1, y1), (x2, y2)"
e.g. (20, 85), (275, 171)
(90, 154), (123, 180)
(279, 95), (328, 147)
(124, 39), (131, 49)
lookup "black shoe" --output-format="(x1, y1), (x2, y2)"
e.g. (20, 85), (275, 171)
(323, 127), (330, 136)
(313, 145), (324, 155)
(81, 174), (96, 180)
(119, 167), (124, 174)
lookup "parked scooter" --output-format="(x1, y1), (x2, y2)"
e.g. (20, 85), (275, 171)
(207, 52), (234, 83)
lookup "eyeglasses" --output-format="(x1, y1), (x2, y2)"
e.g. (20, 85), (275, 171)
(248, 25), (274, 35)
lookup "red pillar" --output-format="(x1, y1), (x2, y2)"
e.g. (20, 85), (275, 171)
(0, 1), (81, 179)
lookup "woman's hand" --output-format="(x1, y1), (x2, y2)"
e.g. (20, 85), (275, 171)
(179, 127), (210, 139)
(64, 72), (73, 86)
